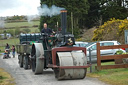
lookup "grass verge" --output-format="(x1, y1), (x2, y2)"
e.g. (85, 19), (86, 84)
(0, 68), (15, 85)
(87, 62), (128, 85)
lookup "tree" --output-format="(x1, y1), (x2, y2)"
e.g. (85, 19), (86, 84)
(100, 0), (128, 22)
(39, 0), (89, 37)
(39, 0), (128, 33)
(54, 0), (90, 29)
(85, 0), (101, 28)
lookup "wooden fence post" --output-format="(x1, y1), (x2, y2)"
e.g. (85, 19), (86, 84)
(97, 43), (101, 70)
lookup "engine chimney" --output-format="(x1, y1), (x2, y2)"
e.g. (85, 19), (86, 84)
(61, 10), (67, 35)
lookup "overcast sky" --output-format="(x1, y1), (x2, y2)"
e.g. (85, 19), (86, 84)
(0, 0), (40, 17)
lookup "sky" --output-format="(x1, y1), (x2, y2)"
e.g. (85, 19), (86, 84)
(0, 0), (40, 17)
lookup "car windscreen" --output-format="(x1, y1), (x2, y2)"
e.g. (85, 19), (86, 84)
(74, 43), (88, 47)
(80, 43), (87, 47)
(73, 44), (80, 47)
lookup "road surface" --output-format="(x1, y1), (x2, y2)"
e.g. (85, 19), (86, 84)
(0, 53), (109, 85)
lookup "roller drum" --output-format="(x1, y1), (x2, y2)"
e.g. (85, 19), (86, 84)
(55, 51), (87, 80)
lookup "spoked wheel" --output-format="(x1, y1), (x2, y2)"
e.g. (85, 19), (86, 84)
(23, 55), (29, 70)
(31, 43), (44, 74)
(54, 52), (87, 80)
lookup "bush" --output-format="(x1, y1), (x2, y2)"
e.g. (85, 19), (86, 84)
(92, 18), (128, 44)
(15, 29), (20, 35)
(22, 28), (31, 33)
(6, 29), (15, 37)
(115, 50), (124, 55)
(115, 50), (128, 64)
(35, 29), (39, 33)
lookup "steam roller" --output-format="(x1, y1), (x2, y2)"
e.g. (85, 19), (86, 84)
(31, 42), (90, 80)
(16, 9), (90, 80)
(30, 10), (90, 80)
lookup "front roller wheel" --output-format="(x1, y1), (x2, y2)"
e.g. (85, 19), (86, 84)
(54, 68), (87, 80)
(31, 43), (44, 74)
(54, 51), (87, 80)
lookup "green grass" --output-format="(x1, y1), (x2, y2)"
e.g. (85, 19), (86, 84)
(0, 27), (40, 34)
(0, 38), (19, 52)
(27, 27), (40, 33)
(0, 21), (40, 52)
(5, 21), (39, 28)
(0, 76), (7, 83)
(0, 38), (19, 46)
(87, 62), (115, 72)
(0, 68), (15, 85)
(87, 62), (128, 85)
(0, 46), (4, 53)
(0, 20), (40, 34)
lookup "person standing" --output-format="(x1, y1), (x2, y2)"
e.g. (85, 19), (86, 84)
(41, 23), (55, 34)
(5, 43), (10, 49)
(11, 45), (15, 58)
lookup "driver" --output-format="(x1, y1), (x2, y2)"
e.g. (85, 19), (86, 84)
(41, 23), (55, 35)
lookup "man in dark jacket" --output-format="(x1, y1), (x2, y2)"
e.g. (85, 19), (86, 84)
(41, 23), (55, 34)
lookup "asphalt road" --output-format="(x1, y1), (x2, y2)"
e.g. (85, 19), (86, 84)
(0, 53), (110, 85)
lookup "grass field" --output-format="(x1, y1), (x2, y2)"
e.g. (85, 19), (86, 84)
(87, 62), (128, 85)
(0, 68), (15, 85)
(0, 27), (40, 34)
(5, 20), (40, 28)
(0, 21), (41, 53)
(0, 38), (19, 53)
(0, 20), (40, 34)
(26, 27), (40, 33)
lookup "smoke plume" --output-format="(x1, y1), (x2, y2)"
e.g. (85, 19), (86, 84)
(27, 4), (65, 22)
(38, 4), (65, 17)
(0, 17), (5, 28)
(27, 15), (39, 22)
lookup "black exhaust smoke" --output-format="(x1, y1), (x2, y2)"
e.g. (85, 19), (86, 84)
(61, 10), (67, 35)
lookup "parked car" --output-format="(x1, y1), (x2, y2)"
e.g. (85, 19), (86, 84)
(73, 41), (88, 47)
(85, 41), (126, 63)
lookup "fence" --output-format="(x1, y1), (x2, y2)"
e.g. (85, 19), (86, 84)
(96, 43), (128, 71)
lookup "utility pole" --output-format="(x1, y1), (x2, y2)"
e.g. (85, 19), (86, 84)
(71, 12), (73, 35)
